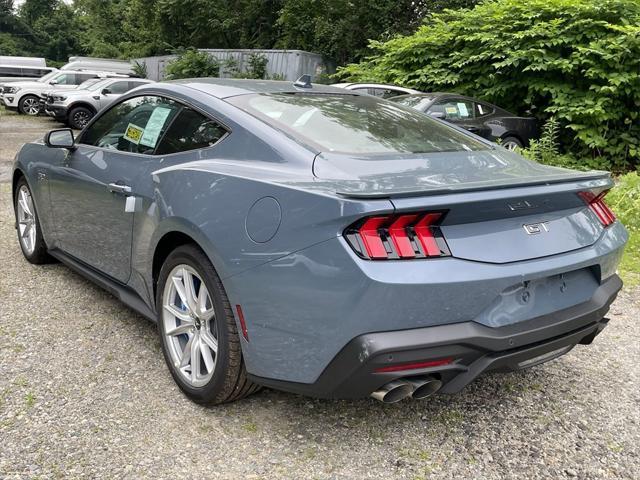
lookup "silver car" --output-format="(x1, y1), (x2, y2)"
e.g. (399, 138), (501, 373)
(43, 77), (154, 129)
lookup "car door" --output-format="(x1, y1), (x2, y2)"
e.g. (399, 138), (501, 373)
(47, 95), (182, 283)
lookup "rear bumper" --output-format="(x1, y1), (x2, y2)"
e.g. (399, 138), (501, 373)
(250, 274), (621, 398)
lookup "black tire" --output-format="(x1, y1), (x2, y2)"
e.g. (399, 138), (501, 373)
(13, 177), (52, 264)
(502, 136), (523, 150)
(68, 106), (94, 130)
(18, 95), (41, 116)
(156, 244), (260, 405)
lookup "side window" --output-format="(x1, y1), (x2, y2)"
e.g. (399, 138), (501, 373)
(430, 99), (474, 121)
(76, 74), (97, 84)
(79, 96), (181, 154)
(475, 103), (494, 117)
(106, 81), (131, 94)
(53, 73), (76, 85)
(155, 107), (227, 155)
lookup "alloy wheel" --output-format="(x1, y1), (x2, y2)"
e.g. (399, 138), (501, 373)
(503, 141), (520, 151)
(16, 185), (37, 255)
(22, 97), (40, 115)
(162, 265), (218, 387)
(73, 110), (91, 128)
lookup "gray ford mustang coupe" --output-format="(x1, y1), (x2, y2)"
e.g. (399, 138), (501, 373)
(12, 78), (628, 405)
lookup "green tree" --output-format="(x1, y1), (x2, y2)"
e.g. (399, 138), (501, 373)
(338, 0), (640, 171)
(164, 48), (220, 79)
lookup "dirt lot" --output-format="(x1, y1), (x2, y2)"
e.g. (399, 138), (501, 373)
(0, 113), (639, 479)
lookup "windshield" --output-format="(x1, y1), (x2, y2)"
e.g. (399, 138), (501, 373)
(228, 93), (487, 154)
(37, 71), (58, 83)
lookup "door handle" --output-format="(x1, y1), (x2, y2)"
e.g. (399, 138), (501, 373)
(108, 182), (132, 195)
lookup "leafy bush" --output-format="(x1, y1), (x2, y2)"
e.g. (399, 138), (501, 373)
(338, 0), (640, 172)
(132, 60), (148, 79)
(165, 49), (220, 80)
(608, 172), (640, 286)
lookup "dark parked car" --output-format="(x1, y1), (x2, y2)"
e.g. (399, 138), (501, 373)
(390, 93), (538, 150)
(12, 79), (626, 405)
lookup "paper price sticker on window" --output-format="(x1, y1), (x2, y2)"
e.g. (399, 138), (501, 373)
(140, 107), (172, 148)
(445, 106), (458, 115)
(124, 123), (144, 145)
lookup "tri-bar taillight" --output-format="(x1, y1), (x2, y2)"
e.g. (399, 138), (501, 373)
(578, 191), (616, 227)
(344, 211), (451, 260)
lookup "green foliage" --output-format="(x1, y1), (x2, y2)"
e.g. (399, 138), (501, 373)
(339, 0), (640, 172)
(164, 49), (220, 80)
(608, 172), (640, 286)
(132, 60), (148, 79)
(222, 53), (269, 79)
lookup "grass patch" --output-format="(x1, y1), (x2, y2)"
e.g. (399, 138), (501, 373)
(608, 172), (640, 287)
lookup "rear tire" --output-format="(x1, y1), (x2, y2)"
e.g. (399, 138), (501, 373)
(156, 244), (259, 405)
(18, 95), (41, 116)
(68, 106), (94, 130)
(13, 178), (52, 264)
(502, 136), (523, 150)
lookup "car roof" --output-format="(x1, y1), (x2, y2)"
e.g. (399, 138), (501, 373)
(333, 82), (422, 93)
(166, 78), (353, 99)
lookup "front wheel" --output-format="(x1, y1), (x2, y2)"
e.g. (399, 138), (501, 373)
(14, 178), (52, 264)
(18, 95), (41, 116)
(156, 244), (259, 405)
(68, 106), (94, 130)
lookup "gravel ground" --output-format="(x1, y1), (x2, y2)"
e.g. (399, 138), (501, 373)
(0, 115), (639, 479)
(0, 109), (62, 183)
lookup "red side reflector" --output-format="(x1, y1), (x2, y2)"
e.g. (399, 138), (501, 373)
(388, 214), (419, 258)
(359, 216), (389, 259)
(235, 305), (249, 341)
(414, 212), (442, 256)
(578, 191), (616, 227)
(375, 358), (454, 373)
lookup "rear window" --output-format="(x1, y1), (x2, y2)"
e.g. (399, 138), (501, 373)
(227, 93), (487, 154)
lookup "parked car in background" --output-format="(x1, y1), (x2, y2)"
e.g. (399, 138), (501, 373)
(61, 57), (136, 76)
(43, 77), (154, 129)
(12, 78), (626, 405)
(2, 70), (131, 115)
(0, 59), (57, 85)
(332, 82), (422, 99)
(390, 93), (538, 150)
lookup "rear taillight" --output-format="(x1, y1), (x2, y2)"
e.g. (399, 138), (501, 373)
(578, 191), (616, 227)
(344, 211), (450, 260)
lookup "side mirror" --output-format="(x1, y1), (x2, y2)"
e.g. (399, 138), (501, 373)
(45, 128), (75, 150)
(49, 80), (58, 85)
(101, 88), (111, 95)
(428, 111), (446, 120)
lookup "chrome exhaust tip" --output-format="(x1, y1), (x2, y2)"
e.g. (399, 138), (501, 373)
(370, 380), (413, 403)
(407, 376), (442, 400)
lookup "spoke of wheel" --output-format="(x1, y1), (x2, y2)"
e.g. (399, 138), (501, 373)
(20, 190), (32, 216)
(200, 337), (215, 372)
(200, 330), (218, 355)
(197, 286), (214, 320)
(163, 303), (192, 322)
(190, 332), (201, 382)
(182, 268), (198, 311)
(179, 334), (194, 368)
(172, 274), (189, 310)
(28, 226), (35, 250)
(165, 322), (194, 336)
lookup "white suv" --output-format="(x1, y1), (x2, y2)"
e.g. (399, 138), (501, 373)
(1, 70), (129, 115)
(43, 77), (154, 129)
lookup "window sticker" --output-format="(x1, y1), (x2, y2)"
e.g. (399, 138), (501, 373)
(445, 106), (458, 115)
(123, 123), (144, 144)
(457, 102), (469, 117)
(140, 107), (172, 148)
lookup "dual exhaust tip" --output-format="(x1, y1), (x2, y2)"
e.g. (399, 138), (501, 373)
(371, 376), (442, 403)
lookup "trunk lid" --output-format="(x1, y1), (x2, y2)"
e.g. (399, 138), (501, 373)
(314, 149), (612, 264)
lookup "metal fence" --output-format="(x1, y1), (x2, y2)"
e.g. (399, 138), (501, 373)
(134, 49), (334, 82)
